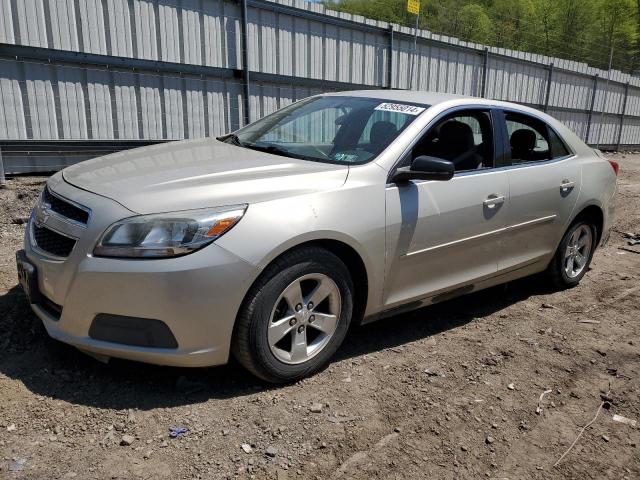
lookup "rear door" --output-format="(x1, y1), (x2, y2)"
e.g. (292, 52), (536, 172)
(384, 107), (510, 308)
(497, 110), (581, 271)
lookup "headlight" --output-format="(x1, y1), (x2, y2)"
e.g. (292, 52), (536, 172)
(94, 205), (247, 258)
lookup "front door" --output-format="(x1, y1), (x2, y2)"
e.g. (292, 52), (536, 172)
(384, 108), (509, 308)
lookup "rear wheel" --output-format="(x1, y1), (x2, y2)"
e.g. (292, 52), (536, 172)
(547, 219), (596, 288)
(232, 247), (354, 383)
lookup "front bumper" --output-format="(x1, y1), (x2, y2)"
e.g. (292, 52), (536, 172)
(22, 176), (260, 367)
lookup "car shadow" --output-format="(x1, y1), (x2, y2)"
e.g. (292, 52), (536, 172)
(0, 275), (556, 410)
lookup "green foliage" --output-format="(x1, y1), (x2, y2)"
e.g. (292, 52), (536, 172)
(323, 0), (640, 73)
(459, 4), (493, 43)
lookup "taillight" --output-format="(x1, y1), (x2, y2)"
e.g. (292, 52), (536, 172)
(608, 159), (619, 176)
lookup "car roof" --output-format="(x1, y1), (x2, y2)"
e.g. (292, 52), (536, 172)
(326, 89), (471, 106)
(325, 89), (547, 116)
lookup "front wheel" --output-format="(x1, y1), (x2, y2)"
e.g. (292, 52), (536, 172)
(232, 247), (354, 383)
(547, 220), (597, 289)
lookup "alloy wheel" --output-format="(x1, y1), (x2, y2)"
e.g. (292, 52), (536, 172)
(268, 273), (341, 365)
(564, 225), (593, 279)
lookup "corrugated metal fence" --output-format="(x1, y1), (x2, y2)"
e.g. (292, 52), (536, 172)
(1, 0), (639, 174)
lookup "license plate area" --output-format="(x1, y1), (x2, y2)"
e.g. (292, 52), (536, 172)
(16, 250), (42, 305)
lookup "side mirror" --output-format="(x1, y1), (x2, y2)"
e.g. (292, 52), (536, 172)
(392, 156), (455, 183)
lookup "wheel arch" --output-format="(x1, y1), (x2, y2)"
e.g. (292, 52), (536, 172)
(569, 203), (604, 245)
(305, 239), (369, 324)
(238, 238), (371, 328)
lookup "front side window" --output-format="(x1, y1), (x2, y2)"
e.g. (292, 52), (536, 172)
(221, 96), (429, 165)
(410, 109), (494, 172)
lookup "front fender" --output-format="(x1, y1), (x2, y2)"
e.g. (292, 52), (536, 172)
(215, 178), (387, 316)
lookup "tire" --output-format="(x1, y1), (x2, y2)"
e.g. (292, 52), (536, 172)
(232, 246), (354, 383)
(547, 218), (597, 289)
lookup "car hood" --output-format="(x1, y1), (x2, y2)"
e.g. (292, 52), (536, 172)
(62, 138), (349, 214)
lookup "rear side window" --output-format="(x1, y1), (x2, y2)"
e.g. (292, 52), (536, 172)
(549, 129), (571, 159)
(505, 112), (550, 164)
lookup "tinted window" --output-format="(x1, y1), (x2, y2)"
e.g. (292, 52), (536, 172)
(505, 112), (551, 164)
(411, 109), (494, 172)
(549, 128), (571, 159)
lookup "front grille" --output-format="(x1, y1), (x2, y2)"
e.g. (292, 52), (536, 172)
(33, 224), (77, 257)
(43, 188), (89, 224)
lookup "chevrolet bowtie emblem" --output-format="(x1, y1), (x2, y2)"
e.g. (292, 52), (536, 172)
(34, 205), (50, 226)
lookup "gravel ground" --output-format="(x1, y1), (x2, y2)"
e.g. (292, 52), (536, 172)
(0, 154), (638, 480)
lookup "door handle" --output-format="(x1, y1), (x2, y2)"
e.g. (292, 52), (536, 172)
(483, 195), (505, 208)
(560, 180), (576, 190)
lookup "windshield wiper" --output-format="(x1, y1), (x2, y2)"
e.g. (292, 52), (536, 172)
(218, 136), (315, 161)
(217, 133), (244, 147)
(242, 142), (300, 159)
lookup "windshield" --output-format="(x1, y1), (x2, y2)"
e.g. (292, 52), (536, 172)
(220, 96), (430, 165)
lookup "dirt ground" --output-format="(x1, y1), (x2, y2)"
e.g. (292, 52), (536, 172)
(0, 153), (638, 480)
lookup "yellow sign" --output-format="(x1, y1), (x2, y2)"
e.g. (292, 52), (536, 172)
(407, 0), (420, 15)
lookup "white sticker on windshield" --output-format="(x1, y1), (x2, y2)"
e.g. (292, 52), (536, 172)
(374, 103), (426, 115)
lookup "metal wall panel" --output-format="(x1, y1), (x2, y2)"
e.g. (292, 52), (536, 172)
(549, 109), (589, 141)
(14, 0), (49, 47)
(138, 74), (163, 138)
(549, 72), (593, 111)
(158, 3), (181, 63)
(78, 0), (109, 54)
(23, 62), (58, 139)
(627, 87), (640, 117)
(48, 0), (80, 51)
(86, 69), (115, 139)
(181, 0), (204, 65)
(57, 65), (88, 139)
(1, 0), (640, 175)
(0, 62), (26, 139)
(487, 58), (547, 105)
(594, 82), (626, 115)
(587, 113), (620, 145)
(113, 71), (139, 139)
(620, 118), (640, 145)
(162, 76), (185, 139)
(133, 0), (159, 60)
(0, 0), (15, 44)
(105, 0), (135, 58)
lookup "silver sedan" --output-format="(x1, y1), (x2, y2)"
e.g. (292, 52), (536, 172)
(17, 91), (618, 382)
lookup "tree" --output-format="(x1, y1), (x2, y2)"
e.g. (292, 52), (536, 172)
(636, 0), (640, 73)
(323, 0), (640, 72)
(458, 4), (494, 44)
(490, 0), (536, 50)
(531, 0), (559, 56)
(592, 0), (636, 69)
(554, 0), (595, 62)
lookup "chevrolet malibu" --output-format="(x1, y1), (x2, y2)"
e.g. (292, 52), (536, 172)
(17, 91), (618, 383)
